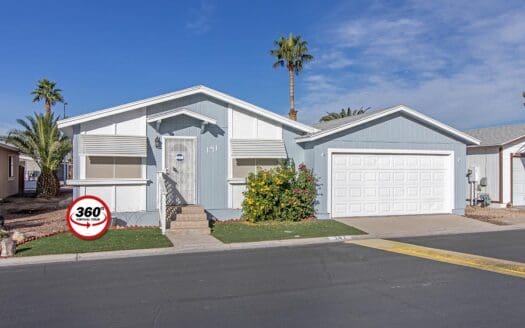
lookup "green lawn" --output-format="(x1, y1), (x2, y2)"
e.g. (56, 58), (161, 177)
(16, 228), (173, 257)
(212, 220), (366, 243)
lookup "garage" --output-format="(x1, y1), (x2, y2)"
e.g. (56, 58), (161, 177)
(512, 156), (525, 206)
(330, 151), (453, 217)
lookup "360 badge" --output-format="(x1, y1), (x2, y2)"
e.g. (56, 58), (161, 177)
(66, 195), (111, 240)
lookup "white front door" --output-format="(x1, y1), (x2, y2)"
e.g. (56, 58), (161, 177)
(163, 137), (197, 205)
(331, 152), (452, 217)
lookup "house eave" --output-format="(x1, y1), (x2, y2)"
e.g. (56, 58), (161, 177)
(57, 85), (318, 134)
(295, 105), (480, 146)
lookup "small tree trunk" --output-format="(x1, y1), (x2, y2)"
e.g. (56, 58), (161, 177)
(288, 66), (297, 121)
(45, 100), (51, 115)
(36, 171), (60, 197)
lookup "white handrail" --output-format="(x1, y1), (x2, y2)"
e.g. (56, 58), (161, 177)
(157, 171), (168, 235)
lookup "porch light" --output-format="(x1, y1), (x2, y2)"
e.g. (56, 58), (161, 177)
(155, 136), (162, 149)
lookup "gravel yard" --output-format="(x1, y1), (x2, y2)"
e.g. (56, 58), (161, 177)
(1, 190), (71, 240)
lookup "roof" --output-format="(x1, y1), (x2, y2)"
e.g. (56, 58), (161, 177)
(57, 85), (318, 134)
(297, 105), (480, 145)
(0, 142), (19, 152)
(465, 124), (525, 147)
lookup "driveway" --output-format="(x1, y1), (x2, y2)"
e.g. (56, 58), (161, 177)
(336, 214), (523, 238)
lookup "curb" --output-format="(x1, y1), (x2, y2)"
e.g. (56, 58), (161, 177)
(0, 234), (372, 268)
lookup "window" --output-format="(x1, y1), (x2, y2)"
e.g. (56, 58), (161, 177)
(232, 158), (279, 179)
(8, 155), (14, 179)
(86, 156), (142, 179)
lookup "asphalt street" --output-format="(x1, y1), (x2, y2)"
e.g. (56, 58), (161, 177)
(1, 230), (525, 327)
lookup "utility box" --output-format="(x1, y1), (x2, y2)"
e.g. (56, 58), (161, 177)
(468, 166), (480, 182)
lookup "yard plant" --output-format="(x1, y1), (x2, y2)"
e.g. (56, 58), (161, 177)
(4, 112), (71, 197)
(242, 161), (317, 222)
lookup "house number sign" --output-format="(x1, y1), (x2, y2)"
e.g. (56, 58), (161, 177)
(66, 195), (111, 240)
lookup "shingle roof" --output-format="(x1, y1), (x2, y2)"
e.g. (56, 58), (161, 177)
(312, 108), (391, 131)
(465, 124), (525, 147)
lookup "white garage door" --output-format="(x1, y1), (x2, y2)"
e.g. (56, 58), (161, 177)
(331, 152), (452, 217)
(512, 157), (525, 206)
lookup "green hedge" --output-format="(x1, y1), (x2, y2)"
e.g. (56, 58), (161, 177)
(242, 161), (317, 222)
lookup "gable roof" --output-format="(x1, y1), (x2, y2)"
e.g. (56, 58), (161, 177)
(0, 142), (19, 152)
(465, 124), (525, 147)
(57, 85), (318, 134)
(296, 105), (480, 145)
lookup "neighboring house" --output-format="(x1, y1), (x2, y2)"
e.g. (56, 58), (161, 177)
(465, 124), (525, 207)
(0, 143), (20, 199)
(19, 154), (40, 190)
(57, 85), (479, 226)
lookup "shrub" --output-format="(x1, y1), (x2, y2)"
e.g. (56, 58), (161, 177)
(242, 161), (317, 222)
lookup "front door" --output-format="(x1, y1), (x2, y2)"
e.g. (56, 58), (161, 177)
(163, 137), (196, 205)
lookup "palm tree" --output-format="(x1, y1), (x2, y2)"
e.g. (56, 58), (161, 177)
(271, 33), (313, 121)
(319, 106), (371, 122)
(31, 79), (64, 114)
(3, 113), (71, 197)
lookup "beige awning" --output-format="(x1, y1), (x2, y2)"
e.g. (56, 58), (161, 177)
(79, 135), (147, 157)
(231, 139), (287, 158)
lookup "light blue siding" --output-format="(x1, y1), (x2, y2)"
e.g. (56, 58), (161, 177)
(303, 113), (468, 218)
(283, 126), (306, 165)
(146, 94), (228, 211)
(72, 124), (80, 199)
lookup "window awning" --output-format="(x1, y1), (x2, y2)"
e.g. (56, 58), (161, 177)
(79, 135), (147, 157)
(231, 139), (287, 158)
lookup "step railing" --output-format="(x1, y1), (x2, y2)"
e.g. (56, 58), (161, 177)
(157, 171), (168, 235)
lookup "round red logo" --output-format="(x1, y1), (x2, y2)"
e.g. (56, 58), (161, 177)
(66, 195), (111, 240)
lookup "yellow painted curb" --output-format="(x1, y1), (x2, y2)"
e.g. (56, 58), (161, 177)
(346, 239), (525, 279)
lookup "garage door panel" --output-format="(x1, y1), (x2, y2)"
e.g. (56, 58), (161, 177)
(331, 153), (451, 217)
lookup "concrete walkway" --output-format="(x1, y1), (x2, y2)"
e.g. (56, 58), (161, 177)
(336, 214), (525, 238)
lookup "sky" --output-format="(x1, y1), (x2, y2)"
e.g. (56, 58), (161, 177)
(1, 0), (524, 135)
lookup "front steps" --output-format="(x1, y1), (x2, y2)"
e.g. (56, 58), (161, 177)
(169, 205), (210, 234)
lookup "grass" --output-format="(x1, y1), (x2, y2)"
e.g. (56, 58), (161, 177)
(16, 228), (173, 257)
(212, 219), (366, 243)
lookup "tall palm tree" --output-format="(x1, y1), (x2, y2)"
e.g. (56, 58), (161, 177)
(271, 33), (313, 121)
(319, 106), (371, 122)
(3, 113), (71, 197)
(31, 79), (64, 114)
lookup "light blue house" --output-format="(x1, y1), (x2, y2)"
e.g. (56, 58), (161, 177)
(58, 85), (480, 226)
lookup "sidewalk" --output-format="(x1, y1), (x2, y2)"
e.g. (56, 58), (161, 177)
(2, 216), (525, 268)
(0, 233), (369, 268)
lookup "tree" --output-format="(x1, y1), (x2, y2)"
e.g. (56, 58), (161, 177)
(3, 113), (71, 197)
(31, 79), (64, 114)
(319, 106), (371, 122)
(271, 33), (313, 121)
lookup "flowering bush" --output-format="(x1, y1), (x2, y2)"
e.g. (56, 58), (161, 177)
(242, 161), (317, 222)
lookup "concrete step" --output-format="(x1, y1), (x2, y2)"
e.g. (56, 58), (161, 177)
(175, 213), (207, 222)
(169, 227), (210, 235)
(178, 205), (205, 214)
(170, 220), (209, 229)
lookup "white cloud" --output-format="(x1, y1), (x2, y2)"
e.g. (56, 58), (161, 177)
(299, 1), (525, 128)
(185, 1), (215, 34)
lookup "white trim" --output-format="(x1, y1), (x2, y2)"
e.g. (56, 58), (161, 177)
(58, 85), (317, 133)
(326, 148), (455, 218)
(147, 108), (217, 125)
(227, 105), (233, 208)
(161, 136), (198, 204)
(297, 105), (480, 145)
(67, 179), (149, 186)
(0, 143), (19, 152)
